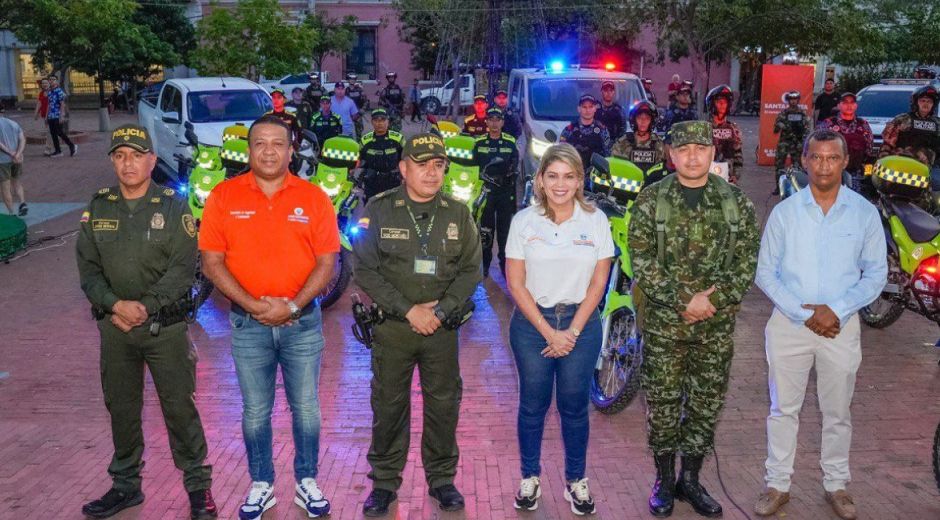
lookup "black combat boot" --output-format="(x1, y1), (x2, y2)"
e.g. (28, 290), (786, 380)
(649, 453), (676, 517)
(675, 455), (723, 517)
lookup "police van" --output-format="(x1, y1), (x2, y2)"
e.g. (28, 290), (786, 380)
(506, 64), (649, 179)
(856, 78), (940, 153)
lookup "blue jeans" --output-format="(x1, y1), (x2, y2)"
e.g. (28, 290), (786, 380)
(509, 304), (602, 481)
(230, 307), (325, 483)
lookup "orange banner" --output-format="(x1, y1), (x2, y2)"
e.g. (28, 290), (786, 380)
(758, 64), (816, 166)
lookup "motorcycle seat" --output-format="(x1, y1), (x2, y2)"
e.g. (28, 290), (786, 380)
(888, 198), (940, 243)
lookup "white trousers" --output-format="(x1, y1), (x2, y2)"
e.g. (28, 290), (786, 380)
(763, 309), (861, 493)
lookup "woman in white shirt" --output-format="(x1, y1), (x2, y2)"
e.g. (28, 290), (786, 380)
(504, 143), (614, 515)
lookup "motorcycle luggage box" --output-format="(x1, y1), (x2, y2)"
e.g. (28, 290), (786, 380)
(591, 156), (644, 206)
(873, 155), (931, 200)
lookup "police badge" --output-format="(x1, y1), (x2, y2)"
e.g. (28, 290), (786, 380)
(150, 212), (165, 230)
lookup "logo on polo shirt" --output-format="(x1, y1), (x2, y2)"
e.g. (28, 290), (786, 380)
(573, 233), (595, 247)
(294, 207), (304, 215)
(288, 206), (310, 224)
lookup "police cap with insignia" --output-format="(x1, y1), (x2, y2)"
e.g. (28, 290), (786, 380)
(669, 121), (714, 148)
(473, 94), (487, 103)
(371, 108), (389, 120)
(485, 107), (504, 119)
(109, 124), (153, 155)
(402, 133), (447, 163)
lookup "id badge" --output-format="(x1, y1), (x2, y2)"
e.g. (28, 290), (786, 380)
(414, 255), (438, 275)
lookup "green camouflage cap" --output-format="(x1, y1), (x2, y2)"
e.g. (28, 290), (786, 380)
(108, 124), (153, 154)
(402, 132), (447, 162)
(669, 121), (713, 148)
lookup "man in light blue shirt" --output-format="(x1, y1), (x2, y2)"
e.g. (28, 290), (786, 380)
(329, 82), (360, 137)
(753, 129), (886, 520)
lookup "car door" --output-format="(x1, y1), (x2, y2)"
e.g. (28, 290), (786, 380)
(459, 75), (473, 105)
(154, 85), (183, 164)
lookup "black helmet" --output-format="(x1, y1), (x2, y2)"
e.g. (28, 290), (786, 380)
(346, 73), (357, 81)
(705, 84), (734, 114)
(915, 65), (937, 79)
(386, 72), (397, 79)
(784, 91), (801, 102)
(678, 80), (693, 94)
(912, 85), (939, 112)
(628, 100), (658, 131)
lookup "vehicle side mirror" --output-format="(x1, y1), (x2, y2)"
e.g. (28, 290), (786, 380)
(544, 129), (557, 142)
(184, 121), (195, 131)
(591, 153), (610, 175)
(486, 157), (505, 169)
(184, 127), (199, 147)
(302, 129), (319, 147)
(162, 111), (181, 125)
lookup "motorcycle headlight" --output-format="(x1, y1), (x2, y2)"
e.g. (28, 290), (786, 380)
(530, 138), (551, 159)
(450, 182), (473, 203)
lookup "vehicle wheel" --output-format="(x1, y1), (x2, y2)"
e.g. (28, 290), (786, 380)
(421, 97), (442, 115)
(934, 421), (940, 493)
(319, 248), (353, 309)
(860, 255), (905, 328)
(191, 258), (214, 313)
(591, 307), (643, 414)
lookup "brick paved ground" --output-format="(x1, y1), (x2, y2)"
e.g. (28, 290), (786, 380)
(1, 110), (939, 520)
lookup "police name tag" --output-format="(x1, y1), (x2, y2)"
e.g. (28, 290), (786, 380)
(414, 255), (438, 275)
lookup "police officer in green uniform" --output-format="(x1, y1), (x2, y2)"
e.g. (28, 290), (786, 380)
(309, 97), (343, 146)
(628, 121), (759, 518)
(76, 125), (217, 520)
(359, 108), (404, 202)
(353, 133), (482, 517)
(473, 107), (519, 276)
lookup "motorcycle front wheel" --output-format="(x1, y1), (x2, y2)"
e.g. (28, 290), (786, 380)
(319, 248), (353, 309)
(591, 307), (643, 414)
(860, 256), (905, 328)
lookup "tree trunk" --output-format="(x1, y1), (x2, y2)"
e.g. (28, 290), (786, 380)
(485, 0), (500, 96)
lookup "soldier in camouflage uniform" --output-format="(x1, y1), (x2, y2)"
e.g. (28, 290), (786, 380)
(706, 85), (745, 183)
(880, 85), (940, 167)
(773, 91), (811, 184)
(628, 120), (759, 518)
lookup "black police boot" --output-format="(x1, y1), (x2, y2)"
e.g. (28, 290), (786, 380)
(675, 455), (723, 517)
(428, 484), (465, 512)
(81, 488), (145, 518)
(363, 488), (397, 517)
(649, 453), (676, 517)
(189, 489), (218, 519)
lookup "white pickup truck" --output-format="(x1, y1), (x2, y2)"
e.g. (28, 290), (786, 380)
(138, 77), (272, 178)
(419, 74), (476, 114)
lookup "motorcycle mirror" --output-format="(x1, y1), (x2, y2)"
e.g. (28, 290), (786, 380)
(591, 153), (610, 175)
(544, 129), (558, 142)
(184, 121), (195, 131)
(302, 129), (318, 145)
(486, 157), (505, 168)
(426, 114), (438, 125)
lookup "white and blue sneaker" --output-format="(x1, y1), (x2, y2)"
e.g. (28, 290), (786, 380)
(239, 481), (276, 520)
(564, 478), (597, 516)
(294, 478), (331, 517)
(514, 476), (542, 511)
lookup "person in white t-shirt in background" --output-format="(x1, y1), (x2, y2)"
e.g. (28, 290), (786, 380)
(504, 143), (614, 516)
(329, 82), (360, 138)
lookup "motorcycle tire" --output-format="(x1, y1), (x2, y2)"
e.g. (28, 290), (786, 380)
(859, 298), (904, 328)
(319, 248), (353, 310)
(591, 307), (643, 414)
(934, 421), (940, 493)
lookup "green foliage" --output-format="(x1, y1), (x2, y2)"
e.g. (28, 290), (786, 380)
(303, 13), (358, 75)
(838, 64), (913, 94)
(189, 0), (316, 81)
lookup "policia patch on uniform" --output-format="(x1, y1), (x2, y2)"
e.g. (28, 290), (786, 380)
(93, 219), (119, 231)
(182, 214), (197, 237)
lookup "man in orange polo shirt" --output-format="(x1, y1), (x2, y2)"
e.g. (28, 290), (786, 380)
(199, 114), (339, 520)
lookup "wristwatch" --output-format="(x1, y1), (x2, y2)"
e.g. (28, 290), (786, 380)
(433, 304), (447, 322)
(287, 301), (302, 320)
(570, 327), (582, 338)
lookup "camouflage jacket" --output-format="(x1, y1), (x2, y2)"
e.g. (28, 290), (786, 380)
(628, 175), (760, 340)
(711, 118), (744, 171)
(773, 107), (811, 143)
(880, 112), (940, 166)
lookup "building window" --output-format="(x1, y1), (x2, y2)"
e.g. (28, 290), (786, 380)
(346, 27), (376, 80)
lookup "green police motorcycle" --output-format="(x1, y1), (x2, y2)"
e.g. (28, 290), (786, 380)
(301, 133), (362, 309)
(442, 133), (491, 240)
(586, 153), (646, 414)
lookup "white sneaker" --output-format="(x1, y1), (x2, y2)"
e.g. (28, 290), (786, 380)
(294, 478), (331, 518)
(514, 476), (541, 511)
(564, 478), (596, 515)
(239, 481), (276, 520)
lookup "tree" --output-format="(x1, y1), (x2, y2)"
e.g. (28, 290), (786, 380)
(12, 0), (178, 107)
(303, 13), (357, 79)
(189, 0), (316, 81)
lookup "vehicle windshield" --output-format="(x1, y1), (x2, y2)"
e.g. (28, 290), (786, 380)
(528, 78), (645, 121)
(187, 90), (273, 123)
(856, 89), (913, 119)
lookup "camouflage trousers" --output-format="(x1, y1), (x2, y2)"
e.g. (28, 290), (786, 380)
(642, 331), (734, 456)
(775, 139), (803, 171)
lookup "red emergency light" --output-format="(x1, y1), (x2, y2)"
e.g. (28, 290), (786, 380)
(605, 62), (616, 71)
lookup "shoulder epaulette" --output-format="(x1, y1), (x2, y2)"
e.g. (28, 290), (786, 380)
(388, 130), (403, 142)
(474, 135), (487, 142)
(464, 115), (474, 123)
(361, 131), (375, 145)
(501, 133), (516, 143)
